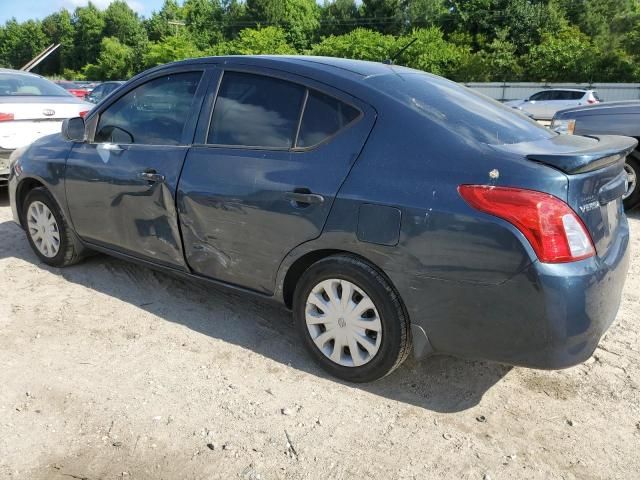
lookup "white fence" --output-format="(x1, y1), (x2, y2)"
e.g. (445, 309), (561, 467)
(465, 82), (640, 103)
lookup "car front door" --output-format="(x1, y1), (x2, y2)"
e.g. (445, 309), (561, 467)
(178, 68), (376, 293)
(523, 91), (551, 119)
(65, 68), (210, 269)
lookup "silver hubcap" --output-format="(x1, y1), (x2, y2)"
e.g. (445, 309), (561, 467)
(624, 162), (637, 200)
(305, 279), (382, 367)
(27, 201), (60, 258)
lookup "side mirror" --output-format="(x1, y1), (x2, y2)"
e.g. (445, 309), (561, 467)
(523, 98), (529, 102)
(61, 117), (86, 142)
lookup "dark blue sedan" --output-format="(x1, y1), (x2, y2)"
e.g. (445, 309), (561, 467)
(7, 56), (635, 382)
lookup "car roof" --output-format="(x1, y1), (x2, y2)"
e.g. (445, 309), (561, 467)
(165, 55), (417, 79)
(536, 88), (590, 93)
(0, 68), (44, 79)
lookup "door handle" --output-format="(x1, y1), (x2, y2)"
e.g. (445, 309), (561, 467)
(99, 143), (124, 152)
(285, 189), (324, 207)
(139, 169), (165, 183)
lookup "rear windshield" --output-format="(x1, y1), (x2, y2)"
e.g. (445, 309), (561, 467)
(0, 73), (71, 97)
(368, 73), (556, 145)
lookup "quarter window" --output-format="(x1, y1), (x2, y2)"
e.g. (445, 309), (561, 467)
(296, 90), (360, 148)
(208, 72), (305, 148)
(95, 72), (202, 146)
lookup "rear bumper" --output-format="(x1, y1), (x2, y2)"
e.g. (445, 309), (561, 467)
(0, 148), (12, 187)
(401, 217), (630, 369)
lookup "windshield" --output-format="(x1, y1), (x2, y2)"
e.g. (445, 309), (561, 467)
(0, 73), (72, 97)
(368, 73), (556, 145)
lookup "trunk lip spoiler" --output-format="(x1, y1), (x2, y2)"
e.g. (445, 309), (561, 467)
(525, 135), (638, 174)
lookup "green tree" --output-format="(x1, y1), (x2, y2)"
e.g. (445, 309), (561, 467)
(103, 0), (148, 71)
(360, 0), (404, 35)
(144, 33), (205, 67)
(183, 0), (225, 49)
(405, 0), (449, 30)
(145, 0), (185, 41)
(41, 10), (75, 74)
(309, 28), (395, 61)
(525, 27), (595, 82)
(83, 36), (134, 80)
(448, 0), (565, 54)
(479, 29), (523, 80)
(395, 28), (470, 79)
(0, 19), (48, 69)
(71, 4), (106, 71)
(245, 0), (320, 49)
(210, 26), (296, 55)
(221, 0), (247, 39)
(319, 0), (359, 37)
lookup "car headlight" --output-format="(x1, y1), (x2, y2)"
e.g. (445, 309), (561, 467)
(551, 119), (576, 135)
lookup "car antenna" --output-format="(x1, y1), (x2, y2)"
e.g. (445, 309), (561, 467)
(383, 38), (417, 65)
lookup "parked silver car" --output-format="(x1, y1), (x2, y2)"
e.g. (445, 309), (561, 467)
(0, 69), (92, 187)
(505, 89), (600, 121)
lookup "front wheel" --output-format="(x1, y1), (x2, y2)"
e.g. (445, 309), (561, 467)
(293, 255), (411, 383)
(23, 187), (84, 267)
(623, 154), (640, 210)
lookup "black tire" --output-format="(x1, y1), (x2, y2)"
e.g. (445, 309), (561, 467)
(22, 187), (84, 267)
(623, 154), (640, 211)
(293, 254), (411, 383)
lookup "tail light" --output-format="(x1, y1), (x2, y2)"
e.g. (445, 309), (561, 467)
(0, 112), (15, 122)
(79, 110), (89, 118)
(587, 98), (597, 104)
(459, 185), (595, 263)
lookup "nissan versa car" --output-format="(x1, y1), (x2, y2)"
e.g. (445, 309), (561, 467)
(8, 57), (634, 382)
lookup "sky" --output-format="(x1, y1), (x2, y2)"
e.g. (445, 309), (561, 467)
(0, 0), (167, 24)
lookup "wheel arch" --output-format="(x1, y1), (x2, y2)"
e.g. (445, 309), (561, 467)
(279, 246), (434, 359)
(280, 248), (401, 311)
(15, 177), (47, 228)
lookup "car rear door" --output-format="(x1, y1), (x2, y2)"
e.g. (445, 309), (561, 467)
(546, 91), (584, 119)
(65, 67), (212, 269)
(178, 67), (376, 293)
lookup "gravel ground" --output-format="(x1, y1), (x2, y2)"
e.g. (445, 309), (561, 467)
(0, 188), (639, 480)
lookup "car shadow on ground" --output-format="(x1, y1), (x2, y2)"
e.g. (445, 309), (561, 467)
(0, 213), (512, 413)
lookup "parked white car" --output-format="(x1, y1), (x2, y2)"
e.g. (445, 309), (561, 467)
(0, 69), (92, 186)
(505, 89), (600, 121)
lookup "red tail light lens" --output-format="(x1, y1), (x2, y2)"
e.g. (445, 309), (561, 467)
(0, 112), (15, 122)
(587, 98), (597, 104)
(79, 110), (89, 118)
(459, 185), (595, 263)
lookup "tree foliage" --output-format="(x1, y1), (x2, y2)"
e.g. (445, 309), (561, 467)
(0, 0), (639, 82)
(210, 26), (296, 55)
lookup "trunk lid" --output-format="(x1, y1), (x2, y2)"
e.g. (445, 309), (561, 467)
(0, 96), (91, 150)
(493, 134), (637, 257)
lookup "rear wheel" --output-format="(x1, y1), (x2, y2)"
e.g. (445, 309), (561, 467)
(293, 255), (411, 383)
(23, 187), (84, 267)
(623, 154), (640, 210)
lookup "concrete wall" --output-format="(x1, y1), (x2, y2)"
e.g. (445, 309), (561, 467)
(465, 82), (640, 102)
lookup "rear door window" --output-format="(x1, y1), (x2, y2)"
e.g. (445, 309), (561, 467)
(556, 91), (584, 100)
(296, 90), (360, 148)
(95, 71), (202, 145)
(208, 72), (305, 148)
(529, 91), (550, 101)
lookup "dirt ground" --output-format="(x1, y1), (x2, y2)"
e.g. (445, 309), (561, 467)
(0, 188), (638, 480)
